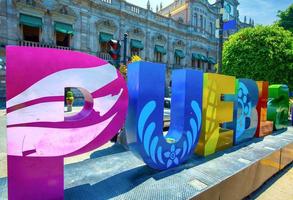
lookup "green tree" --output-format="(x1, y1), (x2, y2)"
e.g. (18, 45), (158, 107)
(222, 25), (293, 91)
(276, 4), (293, 33)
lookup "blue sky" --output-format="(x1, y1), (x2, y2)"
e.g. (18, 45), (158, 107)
(127, 0), (292, 25)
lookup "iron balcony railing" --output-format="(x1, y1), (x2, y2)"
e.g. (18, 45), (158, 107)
(19, 40), (72, 50)
(97, 52), (112, 61)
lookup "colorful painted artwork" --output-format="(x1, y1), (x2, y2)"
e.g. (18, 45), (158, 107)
(6, 46), (128, 199)
(233, 79), (259, 145)
(126, 61), (203, 170)
(195, 73), (235, 156)
(267, 84), (289, 130)
(4, 46), (291, 200)
(255, 81), (273, 137)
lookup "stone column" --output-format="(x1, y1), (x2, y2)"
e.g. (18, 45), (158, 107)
(80, 12), (90, 52)
(88, 16), (97, 55)
(6, 1), (19, 45)
(42, 14), (52, 44)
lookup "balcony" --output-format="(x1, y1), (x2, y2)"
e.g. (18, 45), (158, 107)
(19, 40), (72, 50)
(97, 52), (112, 61)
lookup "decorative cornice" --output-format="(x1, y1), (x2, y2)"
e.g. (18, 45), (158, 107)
(127, 27), (145, 39)
(13, 0), (46, 15)
(152, 33), (167, 45)
(173, 39), (186, 48)
(50, 2), (77, 23)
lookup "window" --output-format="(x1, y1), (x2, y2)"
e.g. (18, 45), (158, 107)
(130, 39), (143, 57)
(154, 45), (166, 62)
(200, 15), (203, 29)
(20, 14), (42, 42)
(208, 63), (212, 71)
(192, 59), (197, 68)
(210, 22), (213, 35)
(54, 22), (73, 47)
(198, 60), (201, 69)
(22, 25), (40, 42)
(100, 42), (110, 53)
(56, 32), (70, 47)
(131, 48), (140, 56)
(155, 52), (163, 62)
(175, 55), (181, 65)
(193, 13), (198, 27)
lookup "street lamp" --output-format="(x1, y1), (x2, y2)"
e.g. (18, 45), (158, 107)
(217, 0), (224, 74)
(123, 33), (128, 65)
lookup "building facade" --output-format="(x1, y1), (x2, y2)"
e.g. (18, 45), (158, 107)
(0, 0), (252, 103)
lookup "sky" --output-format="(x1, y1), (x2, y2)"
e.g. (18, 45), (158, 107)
(126, 0), (292, 25)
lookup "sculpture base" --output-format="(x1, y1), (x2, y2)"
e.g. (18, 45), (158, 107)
(8, 156), (63, 200)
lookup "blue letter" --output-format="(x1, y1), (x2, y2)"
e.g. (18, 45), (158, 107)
(126, 61), (203, 170)
(234, 79), (259, 144)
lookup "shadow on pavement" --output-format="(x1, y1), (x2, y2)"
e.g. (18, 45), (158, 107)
(90, 143), (126, 159)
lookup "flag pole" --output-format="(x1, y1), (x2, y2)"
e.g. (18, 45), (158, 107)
(217, 0), (224, 74)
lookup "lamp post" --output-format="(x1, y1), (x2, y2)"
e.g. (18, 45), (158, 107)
(123, 33), (128, 65)
(217, 0), (224, 74)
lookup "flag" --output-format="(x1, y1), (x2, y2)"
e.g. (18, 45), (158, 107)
(223, 20), (237, 30)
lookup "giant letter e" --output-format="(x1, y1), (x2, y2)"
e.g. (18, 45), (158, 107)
(195, 73), (236, 156)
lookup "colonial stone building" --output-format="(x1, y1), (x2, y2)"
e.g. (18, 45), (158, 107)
(0, 0), (252, 103)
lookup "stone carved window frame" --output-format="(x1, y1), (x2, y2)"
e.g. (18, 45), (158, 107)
(96, 19), (118, 53)
(13, 0), (46, 42)
(51, 3), (77, 23)
(173, 39), (185, 49)
(51, 3), (77, 47)
(96, 19), (118, 35)
(152, 33), (167, 46)
(152, 33), (167, 63)
(13, 0), (46, 10)
(127, 27), (146, 58)
(127, 27), (145, 41)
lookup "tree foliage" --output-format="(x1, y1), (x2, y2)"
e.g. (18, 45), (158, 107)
(222, 25), (293, 91)
(276, 3), (293, 33)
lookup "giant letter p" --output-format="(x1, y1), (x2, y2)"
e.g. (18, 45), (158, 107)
(6, 46), (128, 199)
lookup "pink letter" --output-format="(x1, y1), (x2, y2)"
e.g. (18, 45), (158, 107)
(6, 46), (128, 199)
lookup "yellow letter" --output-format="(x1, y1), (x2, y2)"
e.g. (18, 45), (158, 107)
(195, 73), (236, 156)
